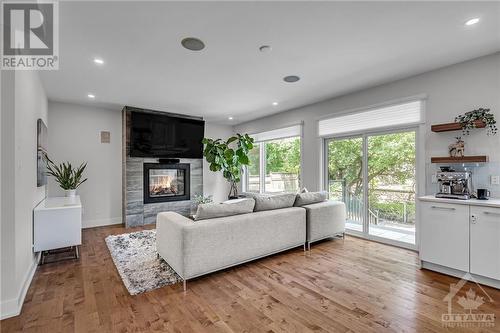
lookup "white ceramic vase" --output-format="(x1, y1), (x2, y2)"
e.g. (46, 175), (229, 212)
(65, 189), (77, 197)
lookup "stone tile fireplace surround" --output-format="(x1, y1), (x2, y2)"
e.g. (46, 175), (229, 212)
(122, 108), (203, 228)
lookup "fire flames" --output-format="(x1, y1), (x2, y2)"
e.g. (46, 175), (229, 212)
(150, 175), (178, 196)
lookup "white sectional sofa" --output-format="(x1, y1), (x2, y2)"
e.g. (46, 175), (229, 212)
(156, 206), (306, 290)
(156, 192), (345, 290)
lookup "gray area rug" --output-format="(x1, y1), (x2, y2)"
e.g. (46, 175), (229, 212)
(105, 229), (182, 295)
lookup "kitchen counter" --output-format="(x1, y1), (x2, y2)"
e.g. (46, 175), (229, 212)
(419, 195), (500, 208)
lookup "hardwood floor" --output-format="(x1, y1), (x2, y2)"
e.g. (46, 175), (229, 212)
(1, 224), (499, 333)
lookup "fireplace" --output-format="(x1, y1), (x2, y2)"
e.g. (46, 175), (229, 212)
(143, 163), (190, 204)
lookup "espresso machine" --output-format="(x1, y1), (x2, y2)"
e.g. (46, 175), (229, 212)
(436, 171), (473, 200)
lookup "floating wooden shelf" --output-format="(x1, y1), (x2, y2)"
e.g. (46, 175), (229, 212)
(431, 120), (485, 133)
(431, 156), (489, 163)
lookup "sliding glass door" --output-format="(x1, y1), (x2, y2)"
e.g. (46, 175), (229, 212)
(367, 131), (416, 245)
(327, 137), (364, 232)
(326, 130), (416, 247)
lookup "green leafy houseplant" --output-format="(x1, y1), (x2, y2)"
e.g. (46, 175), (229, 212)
(202, 134), (254, 199)
(455, 108), (497, 136)
(46, 157), (88, 193)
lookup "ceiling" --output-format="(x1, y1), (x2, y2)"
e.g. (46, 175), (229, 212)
(40, 1), (500, 124)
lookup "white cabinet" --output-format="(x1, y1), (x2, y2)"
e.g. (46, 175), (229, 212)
(470, 206), (500, 280)
(420, 201), (469, 272)
(34, 196), (82, 254)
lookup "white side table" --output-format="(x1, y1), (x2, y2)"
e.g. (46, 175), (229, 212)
(34, 196), (82, 264)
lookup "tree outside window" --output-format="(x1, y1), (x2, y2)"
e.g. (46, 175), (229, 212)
(247, 137), (301, 193)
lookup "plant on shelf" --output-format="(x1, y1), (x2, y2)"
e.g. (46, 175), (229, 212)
(455, 108), (497, 135)
(202, 134), (254, 199)
(46, 157), (88, 197)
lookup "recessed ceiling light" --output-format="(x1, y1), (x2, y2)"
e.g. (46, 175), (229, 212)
(228, 116), (233, 120)
(272, 102), (279, 106)
(87, 94), (95, 99)
(283, 75), (300, 83)
(93, 58), (104, 65)
(181, 37), (205, 51)
(259, 45), (272, 53)
(465, 18), (480, 26)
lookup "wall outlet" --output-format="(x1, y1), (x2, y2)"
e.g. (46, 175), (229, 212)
(491, 175), (500, 185)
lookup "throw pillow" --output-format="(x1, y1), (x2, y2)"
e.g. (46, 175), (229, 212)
(253, 193), (297, 212)
(194, 198), (255, 221)
(294, 191), (328, 207)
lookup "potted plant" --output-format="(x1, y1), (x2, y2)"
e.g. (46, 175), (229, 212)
(191, 194), (213, 216)
(202, 134), (254, 199)
(46, 157), (88, 197)
(455, 108), (497, 135)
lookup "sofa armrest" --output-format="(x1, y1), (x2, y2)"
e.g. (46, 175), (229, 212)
(156, 212), (194, 279)
(303, 200), (346, 242)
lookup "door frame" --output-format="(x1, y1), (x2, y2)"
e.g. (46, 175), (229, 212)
(323, 126), (422, 251)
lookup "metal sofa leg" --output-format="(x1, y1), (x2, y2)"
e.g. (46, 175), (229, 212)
(183, 279), (187, 292)
(307, 241), (311, 252)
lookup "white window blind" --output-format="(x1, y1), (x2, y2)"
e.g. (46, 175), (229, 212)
(318, 100), (423, 137)
(251, 124), (301, 142)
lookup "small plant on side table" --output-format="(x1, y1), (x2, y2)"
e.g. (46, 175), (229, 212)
(46, 157), (88, 197)
(193, 194), (213, 205)
(190, 194), (213, 216)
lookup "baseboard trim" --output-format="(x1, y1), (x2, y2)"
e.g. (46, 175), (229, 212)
(83, 217), (122, 229)
(0, 252), (40, 320)
(421, 261), (500, 289)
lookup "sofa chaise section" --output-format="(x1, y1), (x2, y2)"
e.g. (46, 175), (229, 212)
(303, 200), (346, 250)
(156, 207), (306, 289)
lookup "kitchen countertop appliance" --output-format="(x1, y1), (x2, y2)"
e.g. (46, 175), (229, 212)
(435, 171), (472, 200)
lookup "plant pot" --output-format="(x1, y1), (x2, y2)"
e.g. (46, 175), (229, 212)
(190, 202), (198, 216)
(65, 189), (77, 197)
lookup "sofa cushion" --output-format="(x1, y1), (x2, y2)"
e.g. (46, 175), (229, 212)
(194, 198), (255, 221)
(294, 191), (328, 207)
(252, 193), (297, 212)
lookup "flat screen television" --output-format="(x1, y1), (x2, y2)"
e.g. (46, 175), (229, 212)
(130, 111), (205, 158)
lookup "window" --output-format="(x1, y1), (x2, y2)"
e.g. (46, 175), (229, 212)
(247, 143), (260, 193)
(244, 125), (302, 193)
(264, 137), (301, 192)
(322, 99), (423, 249)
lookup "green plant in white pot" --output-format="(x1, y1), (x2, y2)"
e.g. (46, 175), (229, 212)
(46, 157), (88, 197)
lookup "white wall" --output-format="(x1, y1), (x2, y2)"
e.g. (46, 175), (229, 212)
(1, 70), (17, 319)
(1, 70), (48, 319)
(203, 123), (235, 202)
(235, 53), (500, 195)
(48, 102), (123, 228)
